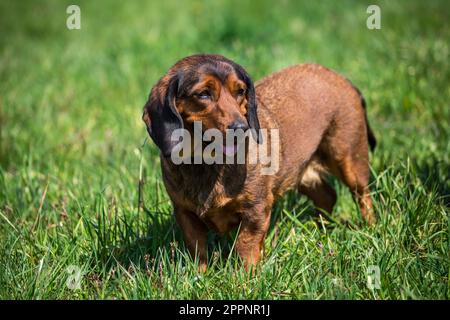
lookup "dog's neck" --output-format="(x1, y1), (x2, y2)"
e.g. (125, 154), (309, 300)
(166, 161), (247, 190)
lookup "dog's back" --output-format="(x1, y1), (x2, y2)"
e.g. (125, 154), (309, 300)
(255, 64), (375, 223)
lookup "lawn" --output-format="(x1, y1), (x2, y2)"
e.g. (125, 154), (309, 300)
(0, 0), (448, 299)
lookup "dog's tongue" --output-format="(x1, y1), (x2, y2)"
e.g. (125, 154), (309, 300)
(223, 144), (237, 156)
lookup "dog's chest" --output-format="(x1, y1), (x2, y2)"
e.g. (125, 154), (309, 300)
(163, 163), (246, 233)
(195, 184), (243, 234)
(193, 180), (232, 216)
(181, 177), (243, 234)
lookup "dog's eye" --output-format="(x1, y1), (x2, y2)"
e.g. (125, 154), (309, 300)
(195, 90), (211, 100)
(236, 88), (246, 96)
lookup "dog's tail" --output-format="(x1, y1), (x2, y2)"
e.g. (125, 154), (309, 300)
(353, 86), (376, 151)
(362, 98), (377, 152)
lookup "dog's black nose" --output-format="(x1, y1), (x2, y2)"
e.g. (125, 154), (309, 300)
(228, 120), (248, 131)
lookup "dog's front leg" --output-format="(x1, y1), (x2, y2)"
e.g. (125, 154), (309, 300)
(235, 206), (272, 271)
(174, 207), (208, 272)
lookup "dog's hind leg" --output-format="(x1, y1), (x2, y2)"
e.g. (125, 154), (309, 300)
(298, 164), (337, 216)
(335, 154), (375, 225)
(324, 136), (375, 225)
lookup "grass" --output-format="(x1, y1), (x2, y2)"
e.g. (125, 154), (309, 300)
(0, 0), (449, 299)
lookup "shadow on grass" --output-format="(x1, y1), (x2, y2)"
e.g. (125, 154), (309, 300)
(103, 193), (314, 273)
(108, 206), (181, 271)
(413, 158), (450, 208)
(92, 183), (340, 276)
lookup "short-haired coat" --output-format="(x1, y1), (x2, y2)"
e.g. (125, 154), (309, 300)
(143, 54), (376, 271)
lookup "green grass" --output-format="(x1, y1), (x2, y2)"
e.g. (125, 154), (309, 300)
(0, 0), (449, 299)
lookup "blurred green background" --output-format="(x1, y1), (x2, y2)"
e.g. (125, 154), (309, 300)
(0, 0), (448, 299)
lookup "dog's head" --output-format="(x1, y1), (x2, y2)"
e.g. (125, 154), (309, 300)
(142, 54), (261, 157)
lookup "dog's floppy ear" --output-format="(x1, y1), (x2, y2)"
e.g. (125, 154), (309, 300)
(142, 74), (183, 157)
(231, 62), (262, 144)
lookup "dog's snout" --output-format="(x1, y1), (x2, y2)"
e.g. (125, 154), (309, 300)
(228, 120), (248, 131)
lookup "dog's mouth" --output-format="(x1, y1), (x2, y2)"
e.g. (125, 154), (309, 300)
(222, 144), (238, 156)
(196, 133), (246, 158)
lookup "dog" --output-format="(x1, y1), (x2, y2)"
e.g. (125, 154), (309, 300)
(142, 54), (376, 271)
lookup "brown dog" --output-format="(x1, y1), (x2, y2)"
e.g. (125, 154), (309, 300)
(142, 54), (376, 271)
